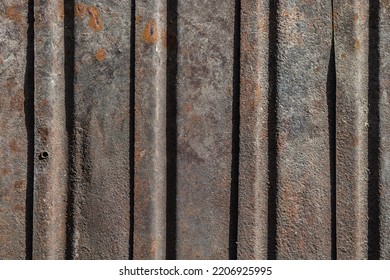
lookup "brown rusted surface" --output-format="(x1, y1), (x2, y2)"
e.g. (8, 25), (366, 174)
(334, 0), (369, 259)
(0, 0), (28, 259)
(133, 0), (167, 260)
(2, 0), (390, 260)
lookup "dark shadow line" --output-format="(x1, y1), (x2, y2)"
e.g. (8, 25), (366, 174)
(166, 0), (178, 260)
(267, 0), (279, 260)
(129, 0), (136, 260)
(24, 0), (35, 260)
(229, 0), (241, 260)
(326, 24), (337, 260)
(368, 0), (381, 260)
(64, 0), (76, 260)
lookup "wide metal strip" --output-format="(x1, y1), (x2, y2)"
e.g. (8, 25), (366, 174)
(174, 0), (235, 259)
(68, 0), (131, 259)
(0, 0), (29, 259)
(275, 0), (333, 259)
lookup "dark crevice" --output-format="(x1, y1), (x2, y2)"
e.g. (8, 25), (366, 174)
(267, 0), (279, 260)
(166, 0), (178, 260)
(24, 0), (35, 260)
(129, 0), (135, 260)
(229, 0), (240, 260)
(327, 8), (337, 258)
(64, 0), (76, 260)
(368, 0), (380, 260)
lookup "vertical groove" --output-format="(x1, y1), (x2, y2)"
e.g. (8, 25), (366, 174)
(166, 0), (178, 260)
(327, 26), (337, 261)
(267, 0), (279, 260)
(24, 0), (35, 260)
(229, 0), (240, 260)
(367, 0), (380, 260)
(64, 0), (76, 260)
(129, 0), (136, 260)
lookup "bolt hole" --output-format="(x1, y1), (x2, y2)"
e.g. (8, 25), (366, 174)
(39, 151), (49, 160)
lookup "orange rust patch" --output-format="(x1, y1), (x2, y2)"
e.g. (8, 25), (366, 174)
(135, 15), (142, 24)
(87, 7), (103, 32)
(141, 19), (159, 44)
(95, 48), (107, 62)
(355, 38), (361, 50)
(9, 139), (21, 153)
(75, 3), (87, 17)
(75, 3), (103, 32)
(6, 6), (22, 22)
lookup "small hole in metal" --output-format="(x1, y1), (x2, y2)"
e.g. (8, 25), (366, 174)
(39, 151), (49, 160)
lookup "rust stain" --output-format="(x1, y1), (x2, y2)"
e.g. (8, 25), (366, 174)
(135, 15), (142, 24)
(6, 6), (22, 22)
(87, 7), (103, 32)
(10, 92), (24, 112)
(95, 48), (107, 62)
(13, 180), (25, 190)
(183, 103), (193, 113)
(9, 139), (21, 153)
(354, 14), (359, 23)
(75, 3), (87, 18)
(13, 205), (24, 214)
(75, 3), (103, 32)
(1, 168), (10, 176)
(355, 38), (361, 50)
(39, 128), (49, 143)
(141, 19), (159, 44)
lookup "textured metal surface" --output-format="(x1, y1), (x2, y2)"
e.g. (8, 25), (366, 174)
(1, 0), (390, 260)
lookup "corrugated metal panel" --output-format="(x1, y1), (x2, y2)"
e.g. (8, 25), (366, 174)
(1, 0), (389, 260)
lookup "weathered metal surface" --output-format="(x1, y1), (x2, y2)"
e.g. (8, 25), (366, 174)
(275, 0), (333, 259)
(334, 0), (369, 259)
(67, 0), (131, 259)
(237, 0), (269, 260)
(378, 0), (390, 259)
(33, 0), (68, 259)
(0, 0), (29, 259)
(1, 0), (390, 260)
(174, 0), (235, 259)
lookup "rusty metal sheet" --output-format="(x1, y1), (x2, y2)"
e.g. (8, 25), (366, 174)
(2, 0), (390, 260)
(334, 0), (369, 259)
(0, 0), (29, 259)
